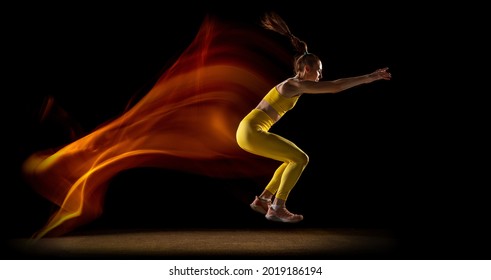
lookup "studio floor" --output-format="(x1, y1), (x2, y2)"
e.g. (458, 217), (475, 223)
(7, 228), (398, 259)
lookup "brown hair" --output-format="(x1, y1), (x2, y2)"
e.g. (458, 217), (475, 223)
(261, 12), (320, 74)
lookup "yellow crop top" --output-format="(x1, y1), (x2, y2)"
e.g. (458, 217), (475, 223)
(262, 87), (300, 117)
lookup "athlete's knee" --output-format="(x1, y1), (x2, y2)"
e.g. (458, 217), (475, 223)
(292, 151), (309, 167)
(300, 152), (309, 166)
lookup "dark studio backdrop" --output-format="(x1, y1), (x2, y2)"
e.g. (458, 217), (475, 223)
(5, 1), (488, 259)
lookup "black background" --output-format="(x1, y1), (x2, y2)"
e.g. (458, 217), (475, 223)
(5, 1), (488, 259)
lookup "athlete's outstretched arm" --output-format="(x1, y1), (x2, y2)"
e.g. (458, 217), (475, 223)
(287, 67), (391, 95)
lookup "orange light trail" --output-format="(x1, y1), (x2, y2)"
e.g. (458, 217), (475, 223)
(22, 15), (290, 239)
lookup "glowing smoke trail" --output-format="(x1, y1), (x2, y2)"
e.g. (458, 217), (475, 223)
(22, 15), (291, 239)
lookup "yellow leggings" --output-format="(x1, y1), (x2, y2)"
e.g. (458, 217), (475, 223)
(236, 109), (309, 200)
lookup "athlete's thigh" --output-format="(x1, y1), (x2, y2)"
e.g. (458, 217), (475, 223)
(250, 131), (304, 162)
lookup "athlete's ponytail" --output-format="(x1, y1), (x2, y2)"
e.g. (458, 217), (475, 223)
(261, 12), (308, 55)
(261, 12), (319, 74)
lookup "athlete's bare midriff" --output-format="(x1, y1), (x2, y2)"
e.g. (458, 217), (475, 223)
(255, 99), (281, 122)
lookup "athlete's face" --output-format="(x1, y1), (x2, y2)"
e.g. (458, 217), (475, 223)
(305, 60), (323, 82)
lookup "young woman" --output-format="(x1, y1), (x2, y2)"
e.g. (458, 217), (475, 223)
(236, 12), (391, 223)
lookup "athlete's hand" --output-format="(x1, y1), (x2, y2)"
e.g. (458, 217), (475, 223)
(369, 67), (391, 81)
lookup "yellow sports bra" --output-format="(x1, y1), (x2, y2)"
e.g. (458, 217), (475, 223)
(262, 87), (300, 117)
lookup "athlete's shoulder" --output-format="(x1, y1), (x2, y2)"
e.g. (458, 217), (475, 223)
(277, 78), (301, 98)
